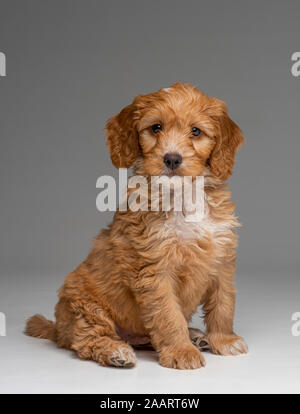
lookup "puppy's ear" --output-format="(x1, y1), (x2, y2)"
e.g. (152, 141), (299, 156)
(105, 102), (140, 168)
(208, 99), (245, 181)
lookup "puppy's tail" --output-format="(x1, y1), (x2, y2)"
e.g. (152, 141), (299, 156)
(25, 314), (57, 342)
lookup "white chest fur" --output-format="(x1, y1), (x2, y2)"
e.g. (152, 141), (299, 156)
(159, 199), (234, 242)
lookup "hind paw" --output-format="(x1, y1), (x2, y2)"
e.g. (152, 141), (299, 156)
(189, 328), (211, 351)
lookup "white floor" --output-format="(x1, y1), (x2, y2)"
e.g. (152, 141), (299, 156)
(0, 270), (299, 394)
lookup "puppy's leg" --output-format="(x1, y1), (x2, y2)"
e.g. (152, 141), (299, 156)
(203, 280), (248, 356)
(134, 270), (205, 370)
(188, 328), (211, 352)
(69, 301), (136, 368)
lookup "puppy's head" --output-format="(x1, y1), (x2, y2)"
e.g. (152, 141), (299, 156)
(106, 83), (244, 181)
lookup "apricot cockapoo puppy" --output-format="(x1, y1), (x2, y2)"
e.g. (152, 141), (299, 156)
(26, 83), (248, 369)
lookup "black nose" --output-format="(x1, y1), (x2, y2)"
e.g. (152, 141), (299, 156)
(163, 153), (182, 170)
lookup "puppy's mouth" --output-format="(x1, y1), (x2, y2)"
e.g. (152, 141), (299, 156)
(164, 170), (182, 177)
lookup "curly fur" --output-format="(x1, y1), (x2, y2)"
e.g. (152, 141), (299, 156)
(26, 83), (247, 369)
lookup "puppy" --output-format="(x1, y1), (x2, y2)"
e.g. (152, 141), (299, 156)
(26, 83), (247, 369)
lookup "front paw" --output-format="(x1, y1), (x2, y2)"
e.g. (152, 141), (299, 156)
(208, 333), (248, 356)
(159, 344), (206, 370)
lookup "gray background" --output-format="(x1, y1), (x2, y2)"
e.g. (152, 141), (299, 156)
(0, 0), (299, 393)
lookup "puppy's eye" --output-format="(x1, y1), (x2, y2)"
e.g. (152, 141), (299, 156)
(151, 124), (162, 134)
(191, 127), (202, 137)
